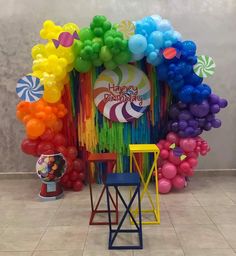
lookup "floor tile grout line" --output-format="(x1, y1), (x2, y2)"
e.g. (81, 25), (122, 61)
(31, 198), (63, 254)
(165, 206), (186, 256)
(192, 191), (235, 251)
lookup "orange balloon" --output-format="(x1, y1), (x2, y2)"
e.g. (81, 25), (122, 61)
(51, 119), (63, 133)
(23, 114), (32, 124)
(16, 110), (26, 121)
(26, 118), (46, 138)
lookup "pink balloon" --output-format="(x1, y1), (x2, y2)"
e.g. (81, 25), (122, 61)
(178, 161), (191, 176)
(159, 140), (166, 145)
(168, 150), (182, 165)
(172, 175), (185, 189)
(158, 172), (163, 179)
(160, 149), (169, 159)
(159, 178), (172, 194)
(166, 132), (179, 144)
(188, 158), (198, 168)
(188, 168), (194, 176)
(187, 152), (199, 158)
(162, 162), (177, 179)
(164, 141), (172, 150)
(156, 143), (163, 150)
(180, 138), (197, 152)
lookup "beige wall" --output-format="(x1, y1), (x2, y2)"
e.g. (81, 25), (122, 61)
(0, 0), (235, 172)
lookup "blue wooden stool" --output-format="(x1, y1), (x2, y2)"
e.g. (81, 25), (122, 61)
(105, 173), (143, 250)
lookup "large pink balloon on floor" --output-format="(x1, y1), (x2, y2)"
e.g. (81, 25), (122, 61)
(162, 162), (177, 179)
(180, 138), (196, 152)
(159, 178), (172, 194)
(172, 175), (185, 189)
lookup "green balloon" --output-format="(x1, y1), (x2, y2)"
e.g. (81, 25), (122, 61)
(114, 37), (123, 48)
(94, 27), (103, 37)
(114, 51), (131, 65)
(92, 37), (103, 46)
(104, 60), (117, 70)
(92, 43), (101, 53)
(99, 46), (112, 62)
(74, 57), (92, 73)
(79, 28), (94, 42)
(93, 15), (106, 26)
(93, 58), (103, 67)
(84, 46), (93, 56)
(104, 36), (114, 48)
(103, 21), (112, 31)
(73, 41), (83, 55)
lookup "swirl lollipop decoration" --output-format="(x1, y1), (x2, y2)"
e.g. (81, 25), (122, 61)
(193, 55), (216, 78)
(16, 75), (44, 102)
(118, 20), (135, 39)
(94, 64), (151, 122)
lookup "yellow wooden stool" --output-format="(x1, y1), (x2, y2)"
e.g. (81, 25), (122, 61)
(129, 144), (160, 225)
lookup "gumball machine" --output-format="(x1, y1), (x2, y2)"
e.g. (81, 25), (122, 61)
(36, 153), (66, 200)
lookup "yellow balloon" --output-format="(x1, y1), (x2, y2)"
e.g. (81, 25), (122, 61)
(43, 20), (55, 29)
(63, 22), (80, 34)
(43, 87), (61, 103)
(31, 44), (45, 59)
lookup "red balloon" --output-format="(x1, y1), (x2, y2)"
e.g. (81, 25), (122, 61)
(78, 172), (86, 181)
(164, 141), (171, 150)
(156, 143), (163, 150)
(64, 180), (73, 189)
(37, 141), (55, 156)
(67, 146), (78, 160)
(21, 138), (39, 156)
(56, 145), (68, 157)
(40, 128), (54, 141)
(172, 175), (185, 189)
(60, 174), (69, 185)
(73, 159), (85, 172)
(166, 132), (179, 144)
(73, 180), (83, 191)
(65, 158), (73, 172)
(69, 171), (79, 182)
(53, 133), (67, 147)
(178, 162), (191, 176)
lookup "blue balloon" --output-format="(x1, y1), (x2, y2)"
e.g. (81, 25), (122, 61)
(182, 41), (196, 57)
(128, 34), (147, 54)
(131, 53), (145, 61)
(158, 19), (172, 32)
(148, 31), (164, 49)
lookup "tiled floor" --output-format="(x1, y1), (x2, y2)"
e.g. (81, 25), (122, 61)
(0, 174), (236, 255)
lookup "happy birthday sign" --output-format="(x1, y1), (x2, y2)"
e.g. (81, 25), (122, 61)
(94, 64), (151, 122)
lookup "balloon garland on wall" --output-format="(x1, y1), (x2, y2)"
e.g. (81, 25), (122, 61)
(16, 15), (227, 193)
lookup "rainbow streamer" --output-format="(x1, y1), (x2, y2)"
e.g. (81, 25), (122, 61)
(75, 60), (172, 180)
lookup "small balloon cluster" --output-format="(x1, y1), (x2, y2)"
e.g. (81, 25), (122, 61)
(21, 131), (85, 191)
(168, 94), (228, 137)
(128, 15), (181, 65)
(74, 15), (131, 72)
(157, 132), (210, 193)
(16, 99), (67, 139)
(158, 41), (212, 103)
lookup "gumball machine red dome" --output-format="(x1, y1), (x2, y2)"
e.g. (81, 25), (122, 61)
(36, 153), (66, 200)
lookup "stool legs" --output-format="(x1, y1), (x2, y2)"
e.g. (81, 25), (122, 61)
(106, 185), (143, 250)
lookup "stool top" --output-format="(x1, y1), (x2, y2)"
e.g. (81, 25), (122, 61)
(106, 173), (140, 186)
(87, 152), (117, 162)
(129, 144), (159, 153)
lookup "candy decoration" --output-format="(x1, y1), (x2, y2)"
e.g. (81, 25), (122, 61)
(52, 31), (79, 48)
(163, 47), (177, 60)
(118, 20), (135, 39)
(193, 55), (216, 78)
(94, 64), (151, 122)
(16, 75), (44, 102)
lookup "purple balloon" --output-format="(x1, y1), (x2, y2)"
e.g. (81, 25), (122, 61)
(171, 122), (179, 132)
(209, 94), (220, 104)
(185, 126), (195, 136)
(169, 105), (180, 119)
(179, 110), (193, 121)
(211, 119), (221, 128)
(196, 118), (206, 127)
(179, 120), (188, 130)
(206, 114), (215, 121)
(178, 130), (186, 138)
(188, 119), (199, 128)
(194, 127), (202, 136)
(210, 104), (220, 114)
(177, 102), (187, 109)
(219, 98), (228, 108)
(204, 122), (212, 131)
(190, 100), (210, 117)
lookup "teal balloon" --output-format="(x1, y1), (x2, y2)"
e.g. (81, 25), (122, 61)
(148, 31), (164, 49)
(128, 34), (147, 54)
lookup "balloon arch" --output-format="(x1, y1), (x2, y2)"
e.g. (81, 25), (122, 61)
(16, 15), (227, 193)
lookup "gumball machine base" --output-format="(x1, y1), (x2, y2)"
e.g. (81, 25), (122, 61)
(39, 181), (64, 200)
